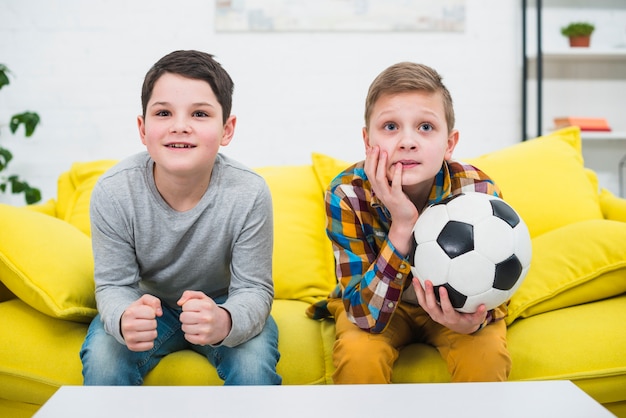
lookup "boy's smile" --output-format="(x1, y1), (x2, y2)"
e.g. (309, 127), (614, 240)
(137, 73), (235, 179)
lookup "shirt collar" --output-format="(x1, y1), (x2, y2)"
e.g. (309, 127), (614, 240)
(428, 161), (453, 205)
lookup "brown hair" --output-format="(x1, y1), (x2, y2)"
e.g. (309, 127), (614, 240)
(141, 50), (234, 124)
(364, 62), (455, 132)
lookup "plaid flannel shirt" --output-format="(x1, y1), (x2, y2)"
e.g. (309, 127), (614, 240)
(305, 159), (503, 333)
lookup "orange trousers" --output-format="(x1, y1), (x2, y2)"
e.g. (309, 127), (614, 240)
(327, 299), (511, 384)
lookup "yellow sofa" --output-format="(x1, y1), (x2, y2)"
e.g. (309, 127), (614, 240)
(1, 127), (625, 417)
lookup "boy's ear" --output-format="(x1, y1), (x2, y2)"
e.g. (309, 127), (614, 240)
(362, 126), (370, 150)
(220, 115), (237, 146)
(137, 115), (147, 146)
(445, 129), (459, 161)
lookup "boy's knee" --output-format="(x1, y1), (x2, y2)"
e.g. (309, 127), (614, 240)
(447, 333), (511, 382)
(332, 333), (396, 384)
(215, 325), (281, 385)
(217, 347), (281, 385)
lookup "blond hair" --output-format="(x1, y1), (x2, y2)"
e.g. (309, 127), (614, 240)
(364, 62), (455, 132)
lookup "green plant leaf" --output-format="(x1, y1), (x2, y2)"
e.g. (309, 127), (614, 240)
(4, 175), (41, 204)
(1, 65), (43, 204)
(0, 147), (13, 171)
(8, 175), (25, 192)
(0, 64), (10, 90)
(24, 186), (41, 204)
(560, 22), (595, 37)
(9, 111), (40, 137)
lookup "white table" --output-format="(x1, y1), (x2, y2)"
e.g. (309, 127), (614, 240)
(35, 380), (615, 418)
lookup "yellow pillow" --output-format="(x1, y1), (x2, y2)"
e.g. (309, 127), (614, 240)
(506, 219), (626, 324)
(25, 198), (57, 217)
(311, 152), (352, 191)
(56, 160), (118, 236)
(0, 204), (96, 322)
(255, 165), (336, 303)
(599, 188), (626, 222)
(466, 127), (603, 238)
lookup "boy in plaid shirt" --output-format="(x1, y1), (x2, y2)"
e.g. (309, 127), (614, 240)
(306, 62), (511, 383)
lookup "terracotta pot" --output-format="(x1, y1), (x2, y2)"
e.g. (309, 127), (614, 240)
(568, 35), (591, 47)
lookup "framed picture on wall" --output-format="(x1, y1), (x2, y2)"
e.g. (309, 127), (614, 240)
(215, 0), (465, 32)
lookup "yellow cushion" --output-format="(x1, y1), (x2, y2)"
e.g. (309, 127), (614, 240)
(311, 152), (352, 190)
(0, 204), (96, 322)
(25, 198), (57, 217)
(506, 219), (626, 324)
(56, 160), (118, 236)
(255, 165), (336, 303)
(466, 127), (603, 238)
(599, 188), (626, 222)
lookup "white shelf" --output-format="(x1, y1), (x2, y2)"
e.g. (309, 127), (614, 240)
(581, 131), (626, 141)
(544, 130), (626, 141)
(528, 47), (626, 61)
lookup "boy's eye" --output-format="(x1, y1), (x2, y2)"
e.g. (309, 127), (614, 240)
(383, 122), (397, 131)
(419, 123), (434, 132)
(155, 110), (171, 117)
(192, 111), (209, 118)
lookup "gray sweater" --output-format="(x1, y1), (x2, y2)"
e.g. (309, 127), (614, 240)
(90, 151), (274, 347)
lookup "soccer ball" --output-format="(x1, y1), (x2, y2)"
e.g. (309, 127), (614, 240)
(407, 192), (532, 313)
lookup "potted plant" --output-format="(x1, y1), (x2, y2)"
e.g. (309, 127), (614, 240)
(560, 22), (595, 47)
(0, 64), (42, 204)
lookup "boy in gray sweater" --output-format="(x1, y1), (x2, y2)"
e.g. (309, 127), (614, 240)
(80, 50), (281, 385)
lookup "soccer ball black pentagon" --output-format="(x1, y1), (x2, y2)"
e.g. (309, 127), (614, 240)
(410, 192), (532, 313)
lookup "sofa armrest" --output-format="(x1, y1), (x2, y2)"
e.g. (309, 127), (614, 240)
(599, 188), (626, 222)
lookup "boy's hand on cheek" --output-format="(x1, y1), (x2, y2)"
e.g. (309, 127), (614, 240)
(121, 294), (162, 352)
(178, 290), (232, 346)
(365, 146), (418, 256)
(365, 146), (418, 221)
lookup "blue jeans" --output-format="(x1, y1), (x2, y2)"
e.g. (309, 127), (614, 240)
(80, 300), (281, 385)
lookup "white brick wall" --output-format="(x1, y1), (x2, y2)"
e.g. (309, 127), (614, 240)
(0, 0), (622, 203)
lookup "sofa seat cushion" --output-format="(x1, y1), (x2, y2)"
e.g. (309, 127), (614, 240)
(0, 399), (39, 418)
(507, 294), (626, 406)
(507, 219), (626, 324)
(0, 298), (333, 407)
(0, 299), (86, 406)
(0, 280), (14, 303)
(0, 204), (96, 322)
(270, 299), (333, 384)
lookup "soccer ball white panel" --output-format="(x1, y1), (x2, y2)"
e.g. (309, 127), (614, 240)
(447, 252), (496, 296)
(413, 204), (450, 242)
(411, 192), (532, 313)
(412, 241), (451, 287)
(474, 217), (516, 264)
(463, 288), (510, 314)
(444, 192), (494, 225)
(513, 222), (532, 267)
